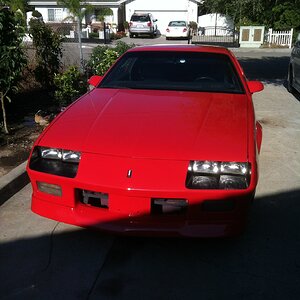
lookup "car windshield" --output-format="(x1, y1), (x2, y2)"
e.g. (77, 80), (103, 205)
(169, 21), (187, 27)
(99, 51), (244, 94)
(131, 15), (150, 22)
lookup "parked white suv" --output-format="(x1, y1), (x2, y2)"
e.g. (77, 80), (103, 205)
(129, 13), (158, 38)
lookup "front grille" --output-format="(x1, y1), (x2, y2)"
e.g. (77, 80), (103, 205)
(151, 198), (188, 215)
(79, 189), (109, 208)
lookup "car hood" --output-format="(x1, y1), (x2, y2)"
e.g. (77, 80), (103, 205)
(39, 88), (249, 161)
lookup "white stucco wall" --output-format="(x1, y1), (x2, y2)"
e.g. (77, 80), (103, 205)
(126, 0), (198, 34)
(198, 14), (234, 29)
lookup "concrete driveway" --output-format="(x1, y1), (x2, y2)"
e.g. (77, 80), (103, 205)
(1, 49), (300, 300)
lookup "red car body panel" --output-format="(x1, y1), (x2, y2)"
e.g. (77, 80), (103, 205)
(39, 89), (248, 161)
(27, 45), (262, 237)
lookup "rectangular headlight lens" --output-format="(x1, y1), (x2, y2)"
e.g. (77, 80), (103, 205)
(220, 162), (249, 175)
(39, 147), (81, 163)
(192, 161), (220, 174)
(186, 161), (250, 190)
(192, 175), (219, 189)
(62, 150), (81, 163)
(219, 175), (248, 189)
(40, 147), (62, 160)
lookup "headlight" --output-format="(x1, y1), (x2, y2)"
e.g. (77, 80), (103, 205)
(186, 161), (250, 190)
(29, 146), (81, 178)
(40, 147), (62, 160)
(40, 147), (81, 163)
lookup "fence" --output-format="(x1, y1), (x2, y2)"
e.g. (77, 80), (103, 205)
(266, 28), (293, 48)
(192, 26), (239, 47)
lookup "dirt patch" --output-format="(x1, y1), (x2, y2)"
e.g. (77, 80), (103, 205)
(1, 88), (55, 177)
(0, 124), (43, 177)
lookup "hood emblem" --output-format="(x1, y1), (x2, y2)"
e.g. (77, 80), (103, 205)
(127, 170), (132, 178)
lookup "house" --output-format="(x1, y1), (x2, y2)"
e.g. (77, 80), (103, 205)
(27, 0), (200, 34)
(27, 0), (126, 27)
(125, 0), (200, 34)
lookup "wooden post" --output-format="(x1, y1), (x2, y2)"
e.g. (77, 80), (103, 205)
(289, 28), (294, 49)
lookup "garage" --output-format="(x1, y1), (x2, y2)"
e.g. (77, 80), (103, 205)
(133, 10), (188, 35)
(125, 0), (199, 36)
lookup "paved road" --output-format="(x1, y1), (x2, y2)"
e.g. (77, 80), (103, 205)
(1, 49), (300, 299)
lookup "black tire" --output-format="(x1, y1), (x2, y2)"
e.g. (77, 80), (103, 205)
(129, 33), (134, 38)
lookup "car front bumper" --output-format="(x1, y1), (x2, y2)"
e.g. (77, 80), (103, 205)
(28, 153), (256, 238)
(29, 178), (253, 238)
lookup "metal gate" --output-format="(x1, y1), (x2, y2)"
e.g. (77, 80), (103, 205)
(191, 26), (239, 47)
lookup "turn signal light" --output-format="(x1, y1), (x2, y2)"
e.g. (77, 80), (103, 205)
(37, 181), (62, 196)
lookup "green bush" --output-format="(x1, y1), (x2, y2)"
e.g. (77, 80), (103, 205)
(29, 19), (63, 89)
(89, 32), (99, 39)
(93, 49), (119, 75)
(31, 10), (42, 18)
(114, 40), (135, 55)
(87, 44), (109, 75)
(87, 41), (135, 76)
(54, 66), (87, 107)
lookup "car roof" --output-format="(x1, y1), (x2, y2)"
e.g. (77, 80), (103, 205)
(128, 44), (232, 55)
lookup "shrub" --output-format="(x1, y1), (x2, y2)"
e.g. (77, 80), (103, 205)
(87, 44), (110, 75)
(114, 40), (135, 55)
(0, 8), (27, 133)
(110, 31), (126, 40)
(93, 49), (119, 75)
(89, 32), (99, 39)
(87, 41), (135, 76)
(54, 66), (87, 107)
(29, 19), (63, 89)
(31, 10), (42, 18)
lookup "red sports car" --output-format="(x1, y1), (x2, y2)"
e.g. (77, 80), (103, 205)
(27, 45), (263, 237)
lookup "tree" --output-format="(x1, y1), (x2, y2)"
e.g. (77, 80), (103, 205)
(29, 18), (63, 89)
(0, 6), (27, 134)
(199, 0), (300, 30)
(96, 7), (113, 22)
(57, 0), (92, 71)
(5, 0), (28, 13)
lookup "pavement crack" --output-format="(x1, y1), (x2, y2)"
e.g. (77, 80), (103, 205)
(86, 237), (116, 300)
(40, 222), (60, 272)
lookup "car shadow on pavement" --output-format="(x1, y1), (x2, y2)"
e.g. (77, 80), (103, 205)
(1, 189), (300, 299)
(238, 56), (290, 85)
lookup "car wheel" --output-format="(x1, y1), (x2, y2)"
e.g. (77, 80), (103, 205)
(129, 33), (134, 38)
(166, 37), (169, 40)
(287, 66), (295, 93)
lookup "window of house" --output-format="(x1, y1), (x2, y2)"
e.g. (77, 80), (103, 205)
(48, 9), (63, 22)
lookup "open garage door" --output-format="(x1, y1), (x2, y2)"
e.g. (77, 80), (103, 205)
(134, 10), (188, 35)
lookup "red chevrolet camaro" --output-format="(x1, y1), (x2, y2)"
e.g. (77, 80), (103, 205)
(27, 45), (263, 237)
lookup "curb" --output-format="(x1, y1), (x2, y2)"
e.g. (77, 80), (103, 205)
(0, 161), (29, 206)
